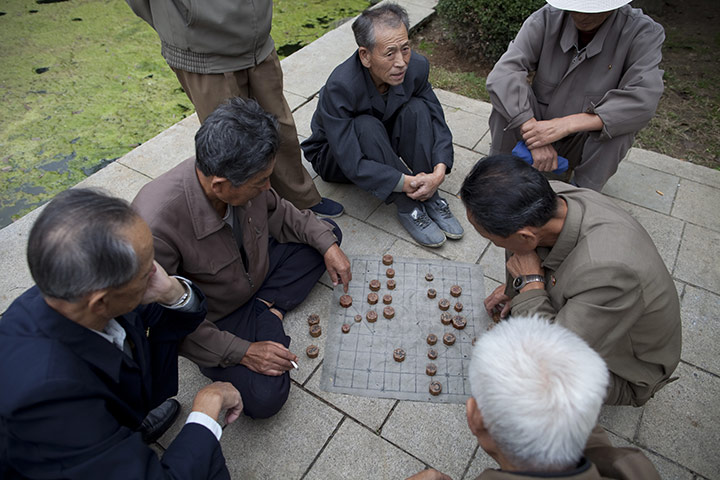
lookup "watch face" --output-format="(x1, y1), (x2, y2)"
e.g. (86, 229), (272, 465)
(513, 276), (523, 289)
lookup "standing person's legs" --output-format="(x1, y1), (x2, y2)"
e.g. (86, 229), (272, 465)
(246, 51), (322, 210)
(572, 132), (635, 192)
(171, 68), (248, 123)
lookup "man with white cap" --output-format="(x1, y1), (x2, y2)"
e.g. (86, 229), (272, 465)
(486, 0), (665, 191)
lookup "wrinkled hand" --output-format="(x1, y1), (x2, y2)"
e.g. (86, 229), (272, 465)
(141, 260), (185, 305)
(193, 381), (243, 425)
(406, 172), (443, 201)
(528, 144), (558, 172)
(505, 251), (544, 279)
(240, 341), (297, 376)
(324, 243), (352, 292)
(406, 469), (453, 480)
(521, 117), (569, 149)
(484, 283), (511, 319)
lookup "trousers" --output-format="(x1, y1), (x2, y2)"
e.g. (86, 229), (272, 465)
(172, 50), (321, 209)
(200, 221), (341, 419)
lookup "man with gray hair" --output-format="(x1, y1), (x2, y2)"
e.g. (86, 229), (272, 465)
(0, 189), (241, 478)
(133, 98), (351, 419)
(408, 316), (660, 479)
(301, 3), (464, 248)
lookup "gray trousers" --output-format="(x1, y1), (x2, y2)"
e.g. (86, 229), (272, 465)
(489, 97), (634, 192)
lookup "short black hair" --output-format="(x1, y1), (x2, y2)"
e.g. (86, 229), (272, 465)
(27, 188), (140, 301)
(460, 155), (558, 237)
(195, 97), (279, 186)
(352, 3), (409, 50)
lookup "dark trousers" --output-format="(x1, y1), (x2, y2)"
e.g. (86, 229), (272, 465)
(312, 97), (436, 203)
(200, 221), (341, 419)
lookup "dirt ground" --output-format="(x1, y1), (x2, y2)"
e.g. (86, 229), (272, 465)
(412, 0), (720, 170)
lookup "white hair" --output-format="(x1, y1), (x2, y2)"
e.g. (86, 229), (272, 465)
(469, 315), (609, 471)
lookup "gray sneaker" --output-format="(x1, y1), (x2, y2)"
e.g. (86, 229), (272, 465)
(424, 197), (464, 239)
(397, 206), (446, 248)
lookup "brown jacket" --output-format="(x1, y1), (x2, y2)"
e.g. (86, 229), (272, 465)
(476, 427), (660, 479)
(506, 183), (681, 405)
(132, 157), (337, 366)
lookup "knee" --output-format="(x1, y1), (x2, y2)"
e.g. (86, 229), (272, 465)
(353, 114), (386, 138)
(398, 97), (431, 122)
(322, 219), (343, 246)
(242, 372), (291, 419)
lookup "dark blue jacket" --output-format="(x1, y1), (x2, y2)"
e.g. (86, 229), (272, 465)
(0, 286), (229, 479)
(301, 50), (453, 201)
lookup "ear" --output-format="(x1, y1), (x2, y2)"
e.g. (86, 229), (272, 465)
(210, 176), (228, 196)
(358, 46), (372, 68)
(466, 397), (485, 438)
(515, 227), (540, 250)
(87, 290), (111, 318)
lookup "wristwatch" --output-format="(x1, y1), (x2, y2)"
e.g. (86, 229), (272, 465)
(512, 274), (546, 292)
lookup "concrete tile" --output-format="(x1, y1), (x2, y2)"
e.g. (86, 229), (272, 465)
(285, 90), (309, 112)
(443, 106), (487, 151)
(474, 130), (492, 156)
(298, 134), (319, 179)
(313, 178), (383, 221)
(441, 145), (483, 197)
(284, 283), (335, 385)
(332, 213), (401, 258)
(74, 161), (151, 202)
(638, 362), (720, 479)
(401, 3), (436, 31)
(674, 224), (720, 294)
(671, 179), (720, 232)
(463, 449), (500, 479)
(403, 0), (440, 10)
(0, 205), (44, 313)
(386, 237), (446, 261)
(608, 431), (694, 480)
(484, 277), (502, 298)
(626, 147), (720, 189)
(365, 194), (490, 263)
(281, 23), (358, 99)
(292, 96), (319, 139)
(613, 198), (684, 272)
(478, 243), (506, 285)
(598, 405), (643, 440)
(680, 286), (720, 376)
(117, 114), (199, 179)
(220, 384), (343, 479)
(305, 418), (424, 480)
(601, 161), (678, 214)
(304, 368), (396, 431)
(435, 89), (493, 118)
(381, 401), (477, 479)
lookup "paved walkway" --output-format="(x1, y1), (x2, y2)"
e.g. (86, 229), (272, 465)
(1, 1), (719, 478)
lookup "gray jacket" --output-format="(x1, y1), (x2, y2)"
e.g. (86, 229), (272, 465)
(125, 0), (274, 73)
(486, 5), (664, 140)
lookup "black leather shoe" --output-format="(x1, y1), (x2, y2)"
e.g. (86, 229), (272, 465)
(139, 398), (181, 444)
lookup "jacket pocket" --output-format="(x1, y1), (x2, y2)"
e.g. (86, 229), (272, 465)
(532, 77), (557, 106)
(170, 0), (193, 26)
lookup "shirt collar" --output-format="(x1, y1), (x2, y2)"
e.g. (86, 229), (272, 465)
(559, 9), (618, 59)
(541, 191), (582, 271)
(183, 157), (228, 240)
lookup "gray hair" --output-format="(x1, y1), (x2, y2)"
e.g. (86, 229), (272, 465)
(352, 3), (410, 50)
(27, 188), (140, 302)
(195, 97), (279, 187)
(469, 315), (609, 471)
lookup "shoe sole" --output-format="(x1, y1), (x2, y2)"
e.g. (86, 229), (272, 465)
(440, 230), (464, 240)
(311, 209), (345, 219)
(416, 237), (447, 248)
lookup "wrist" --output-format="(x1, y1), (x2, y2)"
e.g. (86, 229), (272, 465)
(158, 276), (191, 307)
(192, 389), (223, 422)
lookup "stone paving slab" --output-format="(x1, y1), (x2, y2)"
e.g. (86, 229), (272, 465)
(680, 285), (720, 376)
(608, 431), (695, 480)
(598, 404), (643, 441)
(638, 362), (720, 479)
(0, 206), (43, 313)
(305, 418), (425, 480)
(292, 96), (319, 139)
(441, 145), (484, 197)
(434, 89), (493, 119)
(304, 368), (396, 432)
(626, 147), (720, 190)
(74, 161), (151, 201)
(313, 178), (384, 222)
(477, 243), (506, 285)
(473, 130), (492, 155)
(285, 91), (309, 112)
(673, 223), (720, 293)
(601, 160), (679, 215)
(671, 178), (720, 233)
(443, 106), (489, 151)
(381, 400), (478, 479)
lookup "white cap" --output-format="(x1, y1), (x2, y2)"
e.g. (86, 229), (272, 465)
(546, 0), (631, 13)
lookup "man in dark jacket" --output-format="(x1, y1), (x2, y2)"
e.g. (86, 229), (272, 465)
(124, 0), (344, 217)
(301, 4), (463, 248)
(0, 189), (242, 479)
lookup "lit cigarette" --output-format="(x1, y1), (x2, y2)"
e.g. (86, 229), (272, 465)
(291, 360), (299, 369)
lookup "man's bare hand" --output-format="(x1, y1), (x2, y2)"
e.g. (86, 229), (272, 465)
(406, 468), (453, 480)
(521, 117), (568, 149)
(407, 172), (443, 201)
(192, 381), (243, 425)
(528, 144), (558, 172)
(505, 251), (544, 279)
(142, 260), (185, 305)
(324, 244), (352, 292)
(240, 341), (297, 376)
(484, 283), (512, 319)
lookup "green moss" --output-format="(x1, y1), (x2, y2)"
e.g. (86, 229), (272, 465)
(0, 0), (370, 226)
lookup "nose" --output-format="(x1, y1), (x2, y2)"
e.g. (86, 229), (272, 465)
(393, 51), (407, 68)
